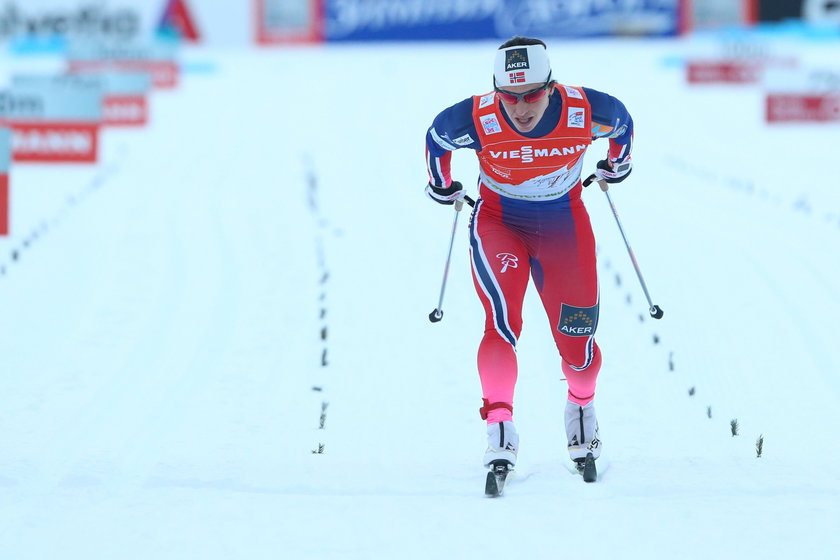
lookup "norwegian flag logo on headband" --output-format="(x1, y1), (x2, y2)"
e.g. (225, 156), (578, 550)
(509, 72), (526, 84)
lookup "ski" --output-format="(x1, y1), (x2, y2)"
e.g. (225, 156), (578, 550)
(484, 460), (513, 497)
(574, 452), (598, 483)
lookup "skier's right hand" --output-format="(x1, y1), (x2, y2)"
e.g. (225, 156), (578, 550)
(425, 181), (465, 205)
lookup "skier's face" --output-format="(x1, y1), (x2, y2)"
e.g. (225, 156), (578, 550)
(496, 81), (551, 133)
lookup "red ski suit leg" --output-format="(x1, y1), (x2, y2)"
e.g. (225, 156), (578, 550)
(469, 189), (601, 424)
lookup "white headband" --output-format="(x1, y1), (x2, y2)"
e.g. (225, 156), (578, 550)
(493, 44), (552, 88)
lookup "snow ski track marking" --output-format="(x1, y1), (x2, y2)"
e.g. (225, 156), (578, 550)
(307, 158), (329, 454)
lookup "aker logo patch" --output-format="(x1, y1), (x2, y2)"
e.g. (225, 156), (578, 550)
(568, 107), (585, 128)
(480, 113), (503, 135)
(505, 48), (530, 71)
(557, 303), (599, 337)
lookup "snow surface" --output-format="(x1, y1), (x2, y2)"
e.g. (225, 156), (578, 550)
(1, 35), (840, 559)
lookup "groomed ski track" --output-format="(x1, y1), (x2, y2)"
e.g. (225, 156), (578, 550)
(1, 40), (839, 560)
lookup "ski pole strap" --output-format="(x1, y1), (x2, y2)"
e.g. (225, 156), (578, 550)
(479, 399), (513, 420)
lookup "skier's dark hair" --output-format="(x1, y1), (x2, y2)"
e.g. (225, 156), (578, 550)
(498, 36), (546, 50)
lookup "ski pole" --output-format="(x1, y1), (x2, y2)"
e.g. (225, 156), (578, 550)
(429, 195), (475, 323)
(583, 174), (664, 320)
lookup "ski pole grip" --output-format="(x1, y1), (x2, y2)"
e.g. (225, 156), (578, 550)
(582, 173), (609, 192)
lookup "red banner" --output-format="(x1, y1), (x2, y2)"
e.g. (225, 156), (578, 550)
(8, 122), (100, 163)
(765, 94), (840, 123)
(0, 173), (8, 236)
(687, 60), (762, 84)
(103, 94), (148, 126)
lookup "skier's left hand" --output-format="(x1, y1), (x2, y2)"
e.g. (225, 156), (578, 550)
(595, 157), (632, 184)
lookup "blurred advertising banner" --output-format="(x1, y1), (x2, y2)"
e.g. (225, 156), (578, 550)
(686, 57), (798, 85)
(0, 77), (102, 163)
(764, 66), (840, 123)
(323, 0), (682, 41)
(684, 35), (799, 85)
(686, 60), (761, 83)
(157, 0), (201, 42)
(683, 0), (840, 30)
(66, 41), (180, 89)
(0, 1), (144, 50)
(766, 94), (840, 122)
(256, 0), (322, 44)
(800, 0), (840, 25)
(13, 73), (151, 128)
(1, 0), (207, 50)
(759, 0), (840, 25)
(0, 127), (10, 235)
(685, 0), (756, 30)
(99, 73), (153, 127)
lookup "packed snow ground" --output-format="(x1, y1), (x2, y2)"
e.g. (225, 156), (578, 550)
(1, 35), (839, 559)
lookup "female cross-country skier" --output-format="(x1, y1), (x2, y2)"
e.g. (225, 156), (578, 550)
(424, 36), (633, 483)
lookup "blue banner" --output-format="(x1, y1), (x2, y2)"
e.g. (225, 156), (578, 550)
(0, 128), (11, 172)
(324, 0), (681, 41)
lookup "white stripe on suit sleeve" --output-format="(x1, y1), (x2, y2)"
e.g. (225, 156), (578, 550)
(430, 127), (458, 151)
(426, 149), (444, 186)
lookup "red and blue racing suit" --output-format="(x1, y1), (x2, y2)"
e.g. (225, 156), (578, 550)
(425, 84), (633, 423)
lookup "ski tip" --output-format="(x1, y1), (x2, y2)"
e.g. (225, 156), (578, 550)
(582, 452), (598, 483)
(484, 460), (512, 497)
(484, 470), (501, 497)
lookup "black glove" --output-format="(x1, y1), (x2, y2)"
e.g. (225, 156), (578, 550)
(595, 157), (632, 184)
(425, 181), (466, 205)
